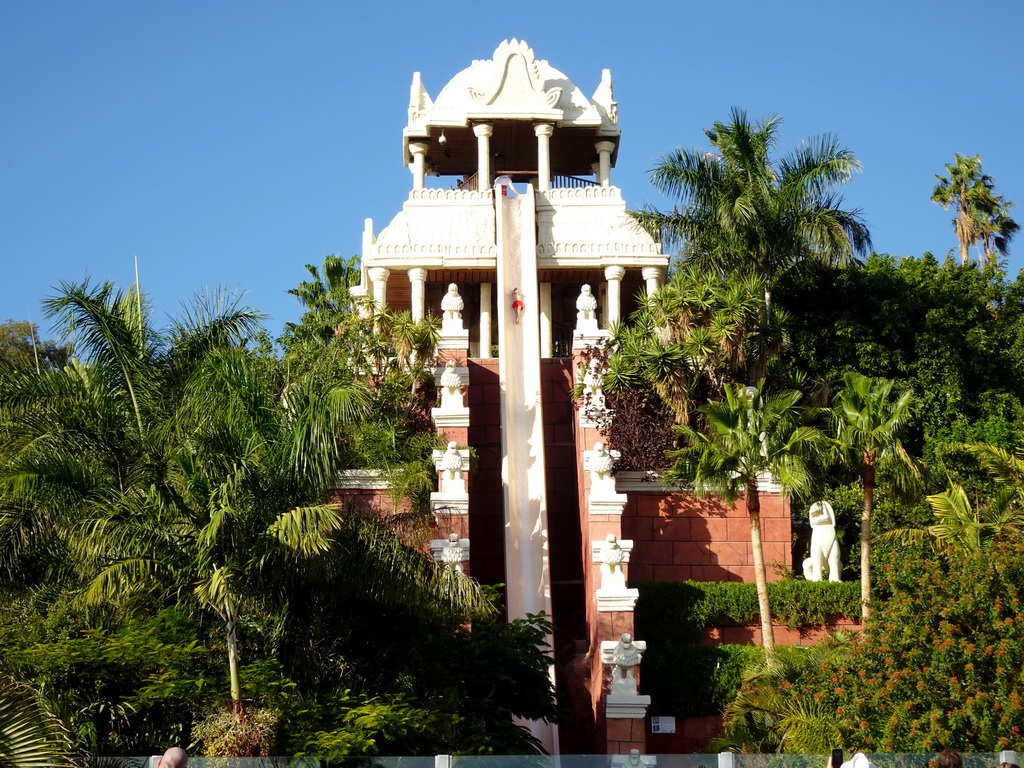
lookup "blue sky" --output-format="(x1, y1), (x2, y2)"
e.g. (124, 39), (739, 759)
(3, 0), (1022, 340)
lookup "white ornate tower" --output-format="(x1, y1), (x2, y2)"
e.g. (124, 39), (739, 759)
(350, 40), (668, 753)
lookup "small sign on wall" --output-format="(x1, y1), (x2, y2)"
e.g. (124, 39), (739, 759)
(650, 715), (676, 734)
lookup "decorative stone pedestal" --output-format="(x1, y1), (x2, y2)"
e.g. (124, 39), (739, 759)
(601, 636), (651, 719)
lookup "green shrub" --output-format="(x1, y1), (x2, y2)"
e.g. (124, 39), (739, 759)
(635, 580), (861, 644)
(641, 643), (765, 717)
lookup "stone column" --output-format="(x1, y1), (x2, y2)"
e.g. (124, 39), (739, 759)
(473, 123), (493, 189)
(604, 265), (626, 325)
(642, 266), (664, 296)
(368, 267), (390, 310)
(479, 282), (492, 359)
(408, 267), (428, 321)
(535, 123), (554, 191)
(539, 282), (552, 357)
(596, 140), (615, 187)
(409, 142), (428, 191)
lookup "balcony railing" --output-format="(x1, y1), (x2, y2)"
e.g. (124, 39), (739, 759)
(454, 172), (598, 192)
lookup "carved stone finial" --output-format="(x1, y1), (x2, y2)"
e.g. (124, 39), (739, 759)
(590, 441), (614, 492)
(582, 358), (606, 410)
(441, 283), (464, 320)
(601, 534), (624, 569)
(442, 441), (464, 482)
(576, 284), (597, 320)
(441, 532), (466, 573)
(441, 360), (461, 397)
(606, 632), (645, 696)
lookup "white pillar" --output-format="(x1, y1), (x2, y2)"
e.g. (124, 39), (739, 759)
(642, 266), (664, 296)
(408, 267), (428, 321)
(596, 141), (615, 187)
(604, 265), (626, 325)
(369, 267), (390, 310)
(479, 282), (492, 359)
(409, 142), (428, 191)
(473, 123), (493, 190)
(535, 123), (554, 191)
(539, 282), (552, 357)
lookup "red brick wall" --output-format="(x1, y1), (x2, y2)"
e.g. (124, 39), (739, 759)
(623, 492), (792, 584)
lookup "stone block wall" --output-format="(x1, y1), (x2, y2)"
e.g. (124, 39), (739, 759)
(623, 492), (791, 584)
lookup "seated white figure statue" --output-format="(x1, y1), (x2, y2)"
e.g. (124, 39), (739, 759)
(802, 500), (841, 582)
(589, 442), (615, 496)
(440, 284), (464, 322)
(576, 284), (598, 321)
(441, 533), (466, 573)
(582, 358), (606, 410)
(599, 534), (627, 591)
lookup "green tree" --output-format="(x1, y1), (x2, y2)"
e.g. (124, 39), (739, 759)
(668, 382), (828, 662)
(711, 637), (849, 753)
(830, 372), (920, 619)
(880, 483), (1024, 553)
(633, 108), (871, 314)
(975, 195), (1019, 268)
(0, 280), (484, 718)
(0, 320), (70, 372)
(605, 266), (781, 426)
(818, 539), (1024, 751)
(931, 153), (1018, 268)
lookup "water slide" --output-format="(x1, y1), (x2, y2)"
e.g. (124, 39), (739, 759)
(494, 184), (558, 752)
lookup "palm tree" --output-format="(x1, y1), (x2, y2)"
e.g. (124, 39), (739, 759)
(604, 265), (784, 425)
(975, 194), (1020, 268)
(931, 153), (998, 265)
(284, 254), (362, 343)
(880, 484), (1024, 553)
(669, 381), (828, 662)
(830, 372), (920, 620)
(712, 633), (850, 752)
(633, 108), (871, 314)
(0, 280), (486, 714)
(0, 674), (75, 768)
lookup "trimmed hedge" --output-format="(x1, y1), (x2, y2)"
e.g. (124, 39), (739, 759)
(635, 579), (861, 644)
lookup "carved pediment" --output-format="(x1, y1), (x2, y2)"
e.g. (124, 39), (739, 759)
(467, 39), (562, 112)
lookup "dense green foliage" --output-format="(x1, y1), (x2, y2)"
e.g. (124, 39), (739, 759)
(620, 112), (1024, 752)
(825, 540), (1024, 750)
(0, 274), (557, 757)
(0, 320), (71, 372)
(636, 580), (861, 643)
(635, 581), (858, 719)
(717, 539), (1024, 752)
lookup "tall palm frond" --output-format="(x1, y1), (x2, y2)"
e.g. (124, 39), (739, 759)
(0, 675), (76, 768)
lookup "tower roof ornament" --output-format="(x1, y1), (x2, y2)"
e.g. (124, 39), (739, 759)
(404, 39), (619, 138)
(467, 39), (562, 110)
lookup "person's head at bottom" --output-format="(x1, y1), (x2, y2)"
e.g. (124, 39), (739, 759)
(158, 748), (188, 768)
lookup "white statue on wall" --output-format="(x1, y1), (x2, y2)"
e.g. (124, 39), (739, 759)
(441, 441), (464, 484)
(609, 632), (644, 695)
(610, 749), (657, 768)
(441, 283), (464, 321)
(600, 533), (626, 590)
(441, 533), (466, 573)
(582, 358), (606, 410)
(576, 284), (598, 322)
(440, 359), (462, 405)
(589, 441), (615, 495)
(802, 500), (841, 582)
